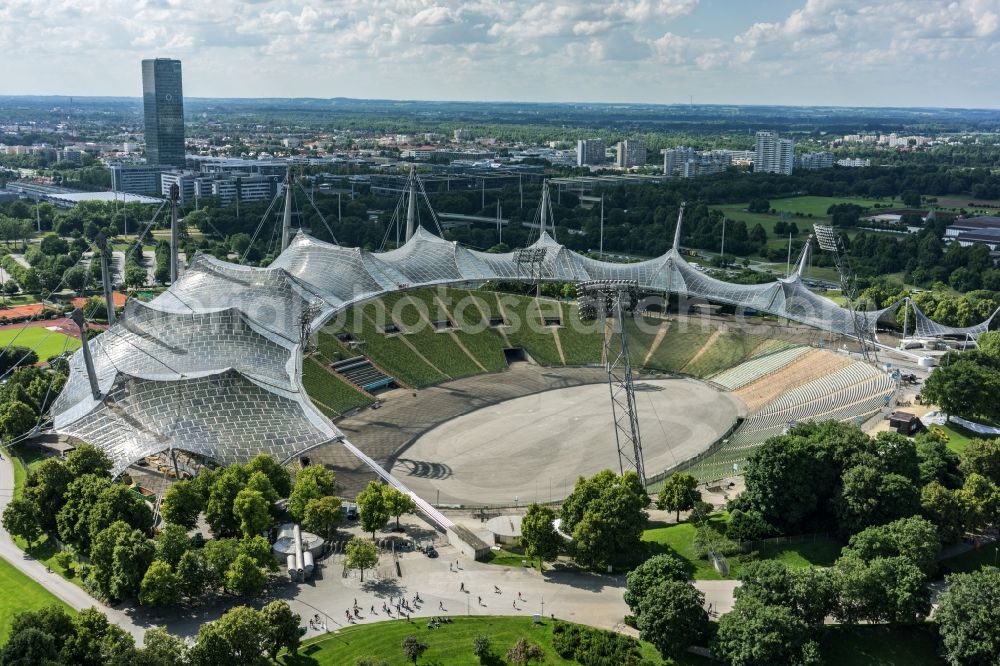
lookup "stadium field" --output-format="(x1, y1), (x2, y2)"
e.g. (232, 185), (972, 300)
(0, 326), (80, 361)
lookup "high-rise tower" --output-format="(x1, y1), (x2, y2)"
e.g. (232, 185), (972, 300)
(141, 59), (185, 168)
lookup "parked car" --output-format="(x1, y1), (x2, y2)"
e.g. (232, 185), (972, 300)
(424, 545), (438, 558)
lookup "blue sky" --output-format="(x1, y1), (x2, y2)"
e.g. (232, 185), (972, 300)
(1, 0), (998, 107)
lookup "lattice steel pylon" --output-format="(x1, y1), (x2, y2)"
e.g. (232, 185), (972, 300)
(577, 280), (645, 485)
(813, 224), (879, 363)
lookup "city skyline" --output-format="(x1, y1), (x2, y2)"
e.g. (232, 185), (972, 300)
(0, 0), (998, 108)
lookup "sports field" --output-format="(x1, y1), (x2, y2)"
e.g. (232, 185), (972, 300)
(0, 326), (80, 361)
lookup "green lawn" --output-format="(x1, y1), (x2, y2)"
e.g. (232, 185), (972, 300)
(936, 422), (996, 454)
(642, 514), (731, 580)
(821, 624), (944, 666)
(642, 514), (841, 580)
(0, 556), (74, 643)
(282, 616), (707, 666)
(0, 327), (80, 361)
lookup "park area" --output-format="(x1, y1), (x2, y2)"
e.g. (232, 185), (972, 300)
(280, 615), (945, 666)
(283, 616), (703, 665)
(641, 512), (842, 580)
(0, 557), (73, 643)
(0, 325), (80, 361)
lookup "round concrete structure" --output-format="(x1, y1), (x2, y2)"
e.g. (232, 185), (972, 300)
(391, 377), (744, 505)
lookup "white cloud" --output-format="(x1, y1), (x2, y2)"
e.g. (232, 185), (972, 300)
(0, 0), (998, 106)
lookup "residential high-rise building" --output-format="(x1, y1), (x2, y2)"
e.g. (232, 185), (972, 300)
(796, 152), (834, 170)
(754, 131), (794, 175)
(576, 139), (606, 167)
(142, 58), (186, 168)
(615, 139), (646, 168)
(661, 146), (732, 179)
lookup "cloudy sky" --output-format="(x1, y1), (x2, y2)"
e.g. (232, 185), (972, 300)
(2, 0), (999, 107)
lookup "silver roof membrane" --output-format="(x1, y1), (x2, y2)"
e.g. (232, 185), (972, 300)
(52, 227), (991, 474)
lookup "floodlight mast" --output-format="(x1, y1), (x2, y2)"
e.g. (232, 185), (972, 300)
(513, 247), (546, 298)
(577, 280), (646, 486)
(812, 224), (879, 363)
(169, 183), (179, 283)
(95, 232), (115, 326)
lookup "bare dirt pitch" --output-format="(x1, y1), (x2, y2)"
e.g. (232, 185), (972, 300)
(391, 377), (745, 506)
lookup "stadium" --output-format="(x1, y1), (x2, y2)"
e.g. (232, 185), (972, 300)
(47, 185), (995, 541)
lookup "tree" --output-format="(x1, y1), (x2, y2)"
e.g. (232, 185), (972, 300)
(383, 486), (417, 531)
(841, 515), (941, 575)
(935, 567), (1000, 666)
(833, 555), (930, 625)
(506, 638), (545, 666)
(961, 438), (1000, 485)
(957, 473), (1000, 531)
(89, 521), (155, 602)
(736, 436), (826, 534)
(735, 560), (835, 628)
(356, 481), (391, 539)
(715, 599), (820, 666)
(85, 482), (153, 546)
(9, 606), (74, 654)
(0, 348), (38, 376)
(0, 627), (59, 666)
(124, 263), (146, 289)
(154, 524), (191, 569)
(225, 553), (267, 597)
(61, 606), (137, 666)
(139, 560), (181, 607)
(176, 549), (209, 599)
(239, 534), (278, 572)
(161, 479), (204, 529)
(288, 465), (337, 521)
(921, 482), (967, 544)
(233, 488), (270, 537)
(134, 626), (190, 666)
(23, 458), (72, 531)
(563, 470), (649, 570)
(204, 465), (249, 536)
(0, 400), (36, 441)
(922, 357), (1000, 421)
(656, 473), (701, 521)
(2, 497), (41, 547)
(303, 495), (342, 538)
(835, 465), (920, 534)
(520, 503), (561, 569)
(246, 453), (291, 498)
(625, 552), (691, 615)
(203, 537), (240, 588)
(635, 580), (708, 660)
(472, 634), (492, 663)
(401, 635), (429, 664)
(915, 432), (962, 487)
(725, 508), (772, 542)
(190, 605), (268, 666)
(261, 600), (301, 660)
(345, 536), (378, 582)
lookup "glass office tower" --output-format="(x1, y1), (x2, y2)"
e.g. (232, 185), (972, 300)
(141, 59), (185, 168)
